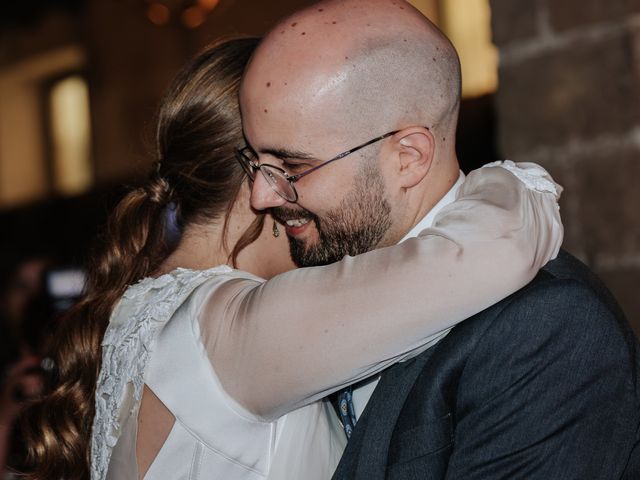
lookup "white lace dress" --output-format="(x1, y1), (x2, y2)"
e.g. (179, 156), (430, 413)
(93, 267), (346, 480)
(90, 162), (563, 480)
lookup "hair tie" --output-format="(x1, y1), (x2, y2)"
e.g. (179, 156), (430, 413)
(164, 201), (181, 246)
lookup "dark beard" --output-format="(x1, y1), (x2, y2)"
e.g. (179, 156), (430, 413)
(276, 165), (392, 267)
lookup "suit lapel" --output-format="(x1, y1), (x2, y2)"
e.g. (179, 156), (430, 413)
(333, 348), (437, 479)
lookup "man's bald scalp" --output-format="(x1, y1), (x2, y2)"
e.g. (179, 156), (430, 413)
(245, 0), (461, 146)
(342, 29), (461, 139)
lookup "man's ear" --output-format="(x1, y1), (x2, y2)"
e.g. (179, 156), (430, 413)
(394, 127), (435, 188)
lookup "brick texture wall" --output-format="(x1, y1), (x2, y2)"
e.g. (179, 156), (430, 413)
(490, 0), (640, 333)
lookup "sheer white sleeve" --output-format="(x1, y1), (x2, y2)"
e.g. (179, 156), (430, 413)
(197, 162), (563, 418)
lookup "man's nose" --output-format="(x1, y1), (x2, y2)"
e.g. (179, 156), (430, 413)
(250, 171), (288, 211)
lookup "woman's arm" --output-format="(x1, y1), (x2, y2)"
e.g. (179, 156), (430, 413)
(199, 162), (563, 418)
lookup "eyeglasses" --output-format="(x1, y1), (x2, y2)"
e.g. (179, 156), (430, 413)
(236, 130), (400, 202)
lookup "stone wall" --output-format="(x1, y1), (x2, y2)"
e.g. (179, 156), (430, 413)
(490, 0), (640, 333)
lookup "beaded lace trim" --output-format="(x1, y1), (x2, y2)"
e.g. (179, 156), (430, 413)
(90, 265), (232, 480)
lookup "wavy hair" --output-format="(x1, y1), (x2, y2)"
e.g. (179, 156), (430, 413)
(20, 37), (261, 479)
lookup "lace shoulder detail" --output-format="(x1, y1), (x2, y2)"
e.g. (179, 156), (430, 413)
(483, 160), (562, 198)
(90, 265), (233, 480)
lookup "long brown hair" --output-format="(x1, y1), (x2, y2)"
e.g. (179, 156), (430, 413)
(20, 37), (261, 480)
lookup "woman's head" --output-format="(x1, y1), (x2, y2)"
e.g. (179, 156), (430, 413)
(155, 37), (258, 230)
(20, 37), (260, 479)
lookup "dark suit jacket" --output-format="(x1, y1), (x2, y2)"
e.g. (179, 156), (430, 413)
(333, 251), (640, 479)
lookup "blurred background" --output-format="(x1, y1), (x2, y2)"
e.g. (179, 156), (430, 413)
(0, 0), (638, 361)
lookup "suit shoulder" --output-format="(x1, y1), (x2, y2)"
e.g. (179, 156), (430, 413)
(452, 275), (639, 407)
(510, 274), (607, 312)
(541, 250), (625, 316)
(480, 274), (633, 360)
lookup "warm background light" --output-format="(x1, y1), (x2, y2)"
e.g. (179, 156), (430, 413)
(49, 75), (93, 196)
(181, 6), (207, 28)
(0, 46), (87, 207)
(145, 0), (220, 29)
(146, 3), (171, 26)
(406, 0), (440, 23)
(408, 0), (498, 98)
(440, 0), (498, 97)
(197, 0), (219, 11)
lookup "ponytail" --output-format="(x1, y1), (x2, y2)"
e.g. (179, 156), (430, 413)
(21, 176), (173, 480)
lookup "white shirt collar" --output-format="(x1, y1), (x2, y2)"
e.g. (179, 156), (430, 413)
(399, 171), (466, 243)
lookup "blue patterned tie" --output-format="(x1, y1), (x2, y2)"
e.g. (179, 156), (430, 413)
(337, 386), (357, 439)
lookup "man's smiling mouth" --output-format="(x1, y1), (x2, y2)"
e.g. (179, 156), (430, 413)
(285, 218), (311, 227)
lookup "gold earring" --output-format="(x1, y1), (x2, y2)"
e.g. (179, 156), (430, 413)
(272, 220), (280, 238)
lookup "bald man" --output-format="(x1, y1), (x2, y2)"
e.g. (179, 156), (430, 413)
(239, 1), (640, 478)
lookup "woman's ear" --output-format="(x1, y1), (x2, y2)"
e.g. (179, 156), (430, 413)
(395, 127), (435, 189)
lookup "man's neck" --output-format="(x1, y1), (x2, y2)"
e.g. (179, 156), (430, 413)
(400, 170), (465, 243)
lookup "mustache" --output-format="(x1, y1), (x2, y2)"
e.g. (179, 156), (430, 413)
(271, 206), (315, 223)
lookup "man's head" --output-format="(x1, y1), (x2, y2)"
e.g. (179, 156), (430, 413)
(240, 0), (462, 266)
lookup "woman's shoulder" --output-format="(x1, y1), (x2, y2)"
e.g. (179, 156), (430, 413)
(103, 264), (263, 349)
(92, 264), (253, 479)
(125, 265), (236, 300)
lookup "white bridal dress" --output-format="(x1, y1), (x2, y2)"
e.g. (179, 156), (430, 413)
(91, 162), (563, 480)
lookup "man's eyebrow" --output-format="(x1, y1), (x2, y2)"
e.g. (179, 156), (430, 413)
(260, 147), (318, 161)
